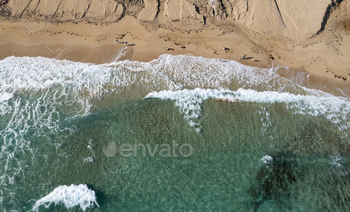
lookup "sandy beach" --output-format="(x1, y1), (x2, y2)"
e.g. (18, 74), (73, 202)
(0, 0), (350, 94)
(3, 1), (350, 212)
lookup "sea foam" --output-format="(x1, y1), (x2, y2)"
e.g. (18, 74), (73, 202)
(0, 56), (182, 193)
(1, 54), (349, 211)
(32, 184), (99, 211)
(144, 88), (350, 133)
(148, 54), (306, 94)
(261, 155), (273, 164)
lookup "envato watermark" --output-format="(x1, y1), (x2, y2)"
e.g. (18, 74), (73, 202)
(103, 140), (193, 158)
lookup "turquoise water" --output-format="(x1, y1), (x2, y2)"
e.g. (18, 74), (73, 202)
(1, 55), (350, 211)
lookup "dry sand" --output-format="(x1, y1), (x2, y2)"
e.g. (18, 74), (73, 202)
(0, 15), (269, 67)
(0, 0), (349, 95)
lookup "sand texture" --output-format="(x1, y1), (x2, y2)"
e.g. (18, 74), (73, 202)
(0, 0), (349, 84)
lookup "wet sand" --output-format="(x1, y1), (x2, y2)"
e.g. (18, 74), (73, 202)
(0, 16), (349, 97)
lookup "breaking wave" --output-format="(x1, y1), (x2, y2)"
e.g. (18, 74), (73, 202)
(144, 88), (350, 134)
(0, 54), (349, 211)
(32, 184), (99, 211)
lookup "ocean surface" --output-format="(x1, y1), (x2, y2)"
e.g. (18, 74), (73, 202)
(1, 54), (350, 211)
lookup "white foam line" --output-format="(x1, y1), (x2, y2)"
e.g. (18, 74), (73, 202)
(333, 85), (349, 98)
(144, 88), (350, 133)
(113, 46), (130, 62)
(0, 54), (306, 107)
(0, 56), (181, 107)
(148, 54), (297, 92)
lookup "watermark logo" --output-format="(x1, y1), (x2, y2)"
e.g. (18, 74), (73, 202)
(103, 140), (193, 158)
(102, 142), (117, 157)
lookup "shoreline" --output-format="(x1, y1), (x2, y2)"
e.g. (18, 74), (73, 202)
(0, 17), (349, 97)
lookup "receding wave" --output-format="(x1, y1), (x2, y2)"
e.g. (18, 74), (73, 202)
(0, 54), (309, 105)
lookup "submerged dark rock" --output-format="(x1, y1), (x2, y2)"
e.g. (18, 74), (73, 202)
(247, 152), (297, 211)
(247, 121), (349, 211)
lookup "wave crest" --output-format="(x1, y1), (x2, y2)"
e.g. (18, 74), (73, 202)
(32, 184), (99, 211)
(144, 88), (350, 134)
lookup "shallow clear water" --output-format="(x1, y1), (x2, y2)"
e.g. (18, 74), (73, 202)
(1, 55), (350, 211)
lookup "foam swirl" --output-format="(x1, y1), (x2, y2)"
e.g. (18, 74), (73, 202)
(32, 184), (99, 211)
